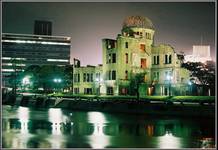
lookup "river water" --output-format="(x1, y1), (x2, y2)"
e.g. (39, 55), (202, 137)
(2, 105), (215, 148)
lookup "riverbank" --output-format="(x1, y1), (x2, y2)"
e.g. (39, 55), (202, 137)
(3, 94), (215, 118)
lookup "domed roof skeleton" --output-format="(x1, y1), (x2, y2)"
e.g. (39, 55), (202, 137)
(122, 16), (155, 30)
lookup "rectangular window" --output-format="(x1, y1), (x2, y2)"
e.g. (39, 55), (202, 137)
(153, 56), (156, 65)
(108, 71), (111, 80)
(74, 88), (79, 94)
(112, 70), (116, 80)
(106, 87), (113, 95)
(125, 53), (128, 64)
(108, 54), (111, 63)
(157, 55), (159, 64)
(84, 88), (92, 94)
(140, 44), (145, 52)
(90, 73), (93, 82)
(112, 53), (116, 63)
(87, 73), (90, 82)
(169, 55), (172, 64)
(121, 88), (128, 95)
(125, 42), (128, 48)
(107, 40), (115, 49)
(165, 55), (168, 64)
(141, 58), (147, 69)
(125, 70), (128, 80)
(83, 73), (86, 82)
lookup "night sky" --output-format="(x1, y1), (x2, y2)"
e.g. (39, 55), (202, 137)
(2, 2), (215, 65)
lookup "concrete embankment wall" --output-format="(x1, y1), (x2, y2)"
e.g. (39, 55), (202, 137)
(55, 99), (215, 118)
(4, 95), (215, 118)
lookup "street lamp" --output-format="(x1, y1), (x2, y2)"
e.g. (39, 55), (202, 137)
(53, 78), (62, 92)
(22, 76), (31, 90)
(188, 81), (192, 95)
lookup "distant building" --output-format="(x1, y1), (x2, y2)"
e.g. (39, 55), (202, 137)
(2, 33), (71, 88)
(73, 65), (103, 95)
(73, 16), (190, 96)
(184, 45), (212, 63)
(34, 20), (52, 35)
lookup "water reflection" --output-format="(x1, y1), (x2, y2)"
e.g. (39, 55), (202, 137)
(158, 132), (181, 148)
(2, 105), (215, 148)
(87, 111), (110, 148)
(18, 107), (29, 134)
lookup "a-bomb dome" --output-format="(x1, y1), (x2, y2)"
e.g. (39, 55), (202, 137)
(122, 16), (154, 30)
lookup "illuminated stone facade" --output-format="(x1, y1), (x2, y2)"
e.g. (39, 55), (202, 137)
(74, 16), (190, 96)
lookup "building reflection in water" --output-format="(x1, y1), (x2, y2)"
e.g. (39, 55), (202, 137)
(157, 131), (181, 148)
(48, 108), (67, 148)
(18, 107), (29, 134)
(87, 111), (110, 149)
(2, 105), (215, 148)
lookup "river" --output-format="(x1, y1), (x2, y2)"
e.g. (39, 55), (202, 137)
(2, 105), (215, 148)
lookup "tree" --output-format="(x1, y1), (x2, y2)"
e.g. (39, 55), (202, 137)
(182, 61), (215, 95)
(129, 72), (147, 100)
(19, 65), (73, 93)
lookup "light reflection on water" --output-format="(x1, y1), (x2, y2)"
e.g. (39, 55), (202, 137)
(2, 105), (215, 148)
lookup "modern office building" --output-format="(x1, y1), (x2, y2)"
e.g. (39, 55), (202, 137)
(73, 16), (190, 96)
(184, 45), (212, 63)
(2, 33), (71, 88)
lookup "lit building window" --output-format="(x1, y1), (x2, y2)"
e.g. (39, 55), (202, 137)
(121, 88), (128, 95)
(108, 54), (111, 63)
(2, 39), (70, 45)
(141, 58), (147, 69)
(47, 59), (68, 62)
(140, 44), (145, 52)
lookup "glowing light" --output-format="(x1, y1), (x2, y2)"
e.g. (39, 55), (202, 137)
(157, 132), (181, 148)
(2, 57), (11, 60)
(18, 107), (29, 134)
(2, 69), (15, 72)
(54, 78), (62, 83)
(2, 39), (70, 45)
(47, 59), (69, 62)
(22, 76), (30, 85)
(188, 81), (192, 85)
(88, 135), (110, 149)
(49, 108), (65, 135)
(87, 112), (106, 124)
